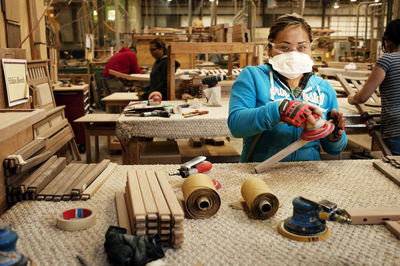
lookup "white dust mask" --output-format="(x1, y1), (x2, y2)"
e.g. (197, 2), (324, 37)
(269, 51), (314, 79)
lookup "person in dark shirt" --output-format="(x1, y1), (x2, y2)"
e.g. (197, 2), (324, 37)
(142, 38), (180, 100)
(102, 45), (143, 96)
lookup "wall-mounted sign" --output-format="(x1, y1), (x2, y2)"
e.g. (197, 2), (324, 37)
(2, 58), (28, 107)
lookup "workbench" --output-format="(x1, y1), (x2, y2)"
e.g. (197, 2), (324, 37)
(116, 99), (232, 164)
(1, 160), (399, 265)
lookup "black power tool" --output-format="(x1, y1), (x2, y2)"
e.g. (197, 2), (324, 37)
(277, 196), (351, 242)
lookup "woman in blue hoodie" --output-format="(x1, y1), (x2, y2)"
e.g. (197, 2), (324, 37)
(228, 14), (347, 163)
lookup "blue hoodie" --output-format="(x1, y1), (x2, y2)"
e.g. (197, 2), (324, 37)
(228, 64), (347, 163)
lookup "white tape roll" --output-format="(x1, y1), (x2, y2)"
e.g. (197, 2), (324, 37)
(56, 208), (96, 231)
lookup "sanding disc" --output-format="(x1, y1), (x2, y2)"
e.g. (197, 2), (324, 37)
(301, 119), (334, 141)
(277, 219), (330, 242)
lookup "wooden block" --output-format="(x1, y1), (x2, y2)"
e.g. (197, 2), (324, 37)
(139, 141), (181, 164)
(345, 207), (400, 225)
(82, 163), (117, 199)
(385, 221), (400, 239)
(373, 161), (400, 187)
(71, 159), (110, 195)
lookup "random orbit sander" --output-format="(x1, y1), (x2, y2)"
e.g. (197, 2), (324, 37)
(277, 196), (351, 242)
(0, 223), (28, 266)
(300, 115), (335, 141)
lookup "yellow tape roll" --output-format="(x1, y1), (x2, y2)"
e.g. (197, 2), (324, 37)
(182, 173), (220, 219)
(56, 208), (96, 231)
(241, 177), (279, 220)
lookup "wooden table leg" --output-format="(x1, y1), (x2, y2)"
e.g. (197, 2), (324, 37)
(119, 136), (140, 165)
(85, 125), (91, 163)
(95, 136), (99, 162)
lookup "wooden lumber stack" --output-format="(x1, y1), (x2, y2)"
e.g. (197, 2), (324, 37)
(213, 24), (230, 42)
(115, 170), (184, 248)
(6, 158), (115, 203)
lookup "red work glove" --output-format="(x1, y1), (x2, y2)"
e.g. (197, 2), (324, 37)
(326, 110), (345, 142)
(279, 99), (321, 128)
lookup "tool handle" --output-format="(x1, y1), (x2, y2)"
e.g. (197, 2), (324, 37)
(181, 156), (206, 170)
(194, 161), (212, 173)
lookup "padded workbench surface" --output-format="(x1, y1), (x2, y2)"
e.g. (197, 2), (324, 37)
(117, 99), (232, 140)
(1, 160), (399, 265)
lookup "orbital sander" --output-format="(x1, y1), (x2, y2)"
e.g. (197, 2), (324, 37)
(255, 117), (335, 173)
(277, 196), (351, 242)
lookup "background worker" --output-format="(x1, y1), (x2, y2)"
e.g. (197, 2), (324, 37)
(348, 19), (400, 155)
(141, 38), (180, 100)
(228, 13), (347, 163)
(102, 44), (144, 97)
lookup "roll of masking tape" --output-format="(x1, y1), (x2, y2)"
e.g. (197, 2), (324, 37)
(56, 208), (96, 231)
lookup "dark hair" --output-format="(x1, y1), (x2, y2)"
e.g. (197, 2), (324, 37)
(382, 19), (400, 52)
(150, 38), (167, 55)
(129, 45), (137, 54)
(267, 13), (312, 47)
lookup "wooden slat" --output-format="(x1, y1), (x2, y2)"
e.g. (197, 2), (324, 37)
(115, 191), (132, 234)
(81, 162), (117, 199)
(373, 161), (400, 187)
(385, 221), (400, 239)
(146, 171), (171, 222)
(71, 159), (110, 195)
(9, 138), (47, 160)
(18, 151), (52, 173)
(169, 42), (253, 54)
(126, 169), (147, 222)
(154, 171), (184, 223)
(27, 157), (66, 196)
(36, 163), (77, 200)
(345, 207), (400, 225)
(137, 170), (158, 219)
(53, 164), (88, 200)
(19, 155), (57, 193)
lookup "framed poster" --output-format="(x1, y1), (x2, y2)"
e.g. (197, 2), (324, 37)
(2, 58), (29, 107)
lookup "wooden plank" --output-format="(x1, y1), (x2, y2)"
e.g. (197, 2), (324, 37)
(50, 164), (81, 201)
(71, 159), (110, 195)
(19, 155), (57, 193)
(67, 163), (97, 196)
(146, 171), (171, 222)
(53, 164), (88, 200)
(154, 171), (184, 224)
(27, 157), (66, 196)
(81, 162), (117, 199)
(115, 191), (132, 234)
(9, 137), (47, 160)
(36, 163), (77, 200)
(137, 170), (158, 221)
(17, 151), (52, 173)
(373, 161), (400, 187)
(255, 139), (309, 173)
(385, 221), (400, 239)
(345, 207), (400, 224)
(126, 169), (147, 223)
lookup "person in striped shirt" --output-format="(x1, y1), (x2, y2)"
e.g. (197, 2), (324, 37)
(348, 19), (400, 155)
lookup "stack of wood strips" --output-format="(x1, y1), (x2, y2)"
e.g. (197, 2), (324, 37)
(115, 170), (184, 248)
(372, 156), (400, 187)
(6, 158), (116, 203)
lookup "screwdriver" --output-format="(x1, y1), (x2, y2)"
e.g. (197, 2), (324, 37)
(169, 161), (212, 178)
